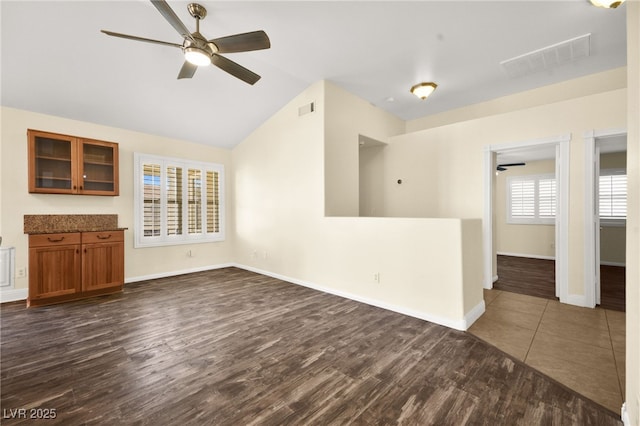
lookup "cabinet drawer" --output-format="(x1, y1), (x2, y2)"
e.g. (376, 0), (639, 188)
(29, 233), (81, 247)
(82, 230), (124, 244)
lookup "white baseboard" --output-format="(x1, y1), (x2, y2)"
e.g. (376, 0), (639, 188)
(497, 252), (555, 261)
(493, 275), (499, 283)
(125, 263), (235, 284)
(463, 300), (486, 329)
(601, 261), (626, 267)
(621, 402), (629, 426)
(0, 288), (28, 303)
(562, 293), (590, 308)
(234, 263), (477, 331)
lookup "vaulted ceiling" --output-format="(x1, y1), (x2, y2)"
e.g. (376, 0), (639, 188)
(1, 1), (627, 149)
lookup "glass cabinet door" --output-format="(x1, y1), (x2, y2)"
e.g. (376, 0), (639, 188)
(79, 140), (119, 195)
(28, 130), (76, 193)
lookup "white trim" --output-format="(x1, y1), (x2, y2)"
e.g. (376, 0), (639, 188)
(497, 252), (555, 261)
(464, 300), (486, 329)
(601, 261), (626, 267)
(556, 140), (570, 302)
(234, 263), (478, 331)
(482, 146), (494, 289)
(484, 134), (570, 304)
(0, 288), (28, 303)
(125, 263), (235, 284)
(564, 293), (588, 307)
(621, 402), (630, 426)
(492, 275), (498, 283)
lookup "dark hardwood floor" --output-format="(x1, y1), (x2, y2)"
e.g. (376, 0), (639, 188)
(600, 264), (626, 312)
(494, 255), (556, 300)
(494, 255), (625, 311)
(1, 268), (621, 425)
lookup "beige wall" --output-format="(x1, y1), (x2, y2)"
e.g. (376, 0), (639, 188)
(234, 80), (484, 330)
(495, 159), (556, 258)
(0, 107), (235, 290)
(406, 68), (627, 134)
(324, 82), (404, 216)
(359, 143), (386, 217)
(625, 2), (639, 424)
(380, 88), (626, 298)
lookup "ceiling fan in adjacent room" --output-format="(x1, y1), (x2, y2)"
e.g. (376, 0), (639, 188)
(101, 0), (270, 85)
(496, 162), (526, 172)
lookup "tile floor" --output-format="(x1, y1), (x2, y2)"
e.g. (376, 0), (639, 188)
(468, 289), (626, 414)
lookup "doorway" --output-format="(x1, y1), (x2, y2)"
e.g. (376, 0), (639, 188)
(483, 134), (570, 303)
(584, 129), (627, 310)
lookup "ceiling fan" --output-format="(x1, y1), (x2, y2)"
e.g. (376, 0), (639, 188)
(101, 0), (270, 85)
(496, 162), (526, 172)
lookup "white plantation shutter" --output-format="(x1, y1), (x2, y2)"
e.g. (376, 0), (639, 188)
(507, 174), (556, 224)
(188, 168), (203, 234)
(207, 171), (220, 233)
(538, 178), (556, 218)
(143, 164), (161, 237)
(134, 153), (225, 247)
(599, 172), (627, 220)
(166, 166), (183, 236)
(510, 179), (535, 218)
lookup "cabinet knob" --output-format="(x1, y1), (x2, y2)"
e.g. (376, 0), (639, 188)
(73, 185), (77, 190)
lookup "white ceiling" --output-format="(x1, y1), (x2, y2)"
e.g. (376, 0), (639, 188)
(1, 1), (627, 149)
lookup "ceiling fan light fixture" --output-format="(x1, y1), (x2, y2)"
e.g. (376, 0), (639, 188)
(410, 82), (438, 100)
(184, 47), (211, 66)
(589, 0), (624, 8)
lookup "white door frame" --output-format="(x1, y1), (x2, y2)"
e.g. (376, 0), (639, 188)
(583, 128), (626, 308)
(483, 134), (570, 303)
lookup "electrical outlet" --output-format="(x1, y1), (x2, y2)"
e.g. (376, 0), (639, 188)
(16, 267), (26, 278)
(373, 272), (380, 283)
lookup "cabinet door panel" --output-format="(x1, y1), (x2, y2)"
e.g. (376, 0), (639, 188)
(79, 139), (119, 196)
(28, 130), (78, 194)
(82, 242), (124, 291)
(29, 245), (81, 299)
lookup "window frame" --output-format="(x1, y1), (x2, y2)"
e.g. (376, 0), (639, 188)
(506, 173), (556, 225)
(134, 153), (225, 248)
(599, 168), (627, 227)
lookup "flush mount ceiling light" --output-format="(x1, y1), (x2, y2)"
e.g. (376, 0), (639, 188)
(589, 0), (625, 8)
(410, 82), (438, 100)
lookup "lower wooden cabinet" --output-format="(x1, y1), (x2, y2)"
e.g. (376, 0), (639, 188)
(28, 230), (124, 307)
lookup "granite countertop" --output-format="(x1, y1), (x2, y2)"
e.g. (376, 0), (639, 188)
(24, 214), (127, 235)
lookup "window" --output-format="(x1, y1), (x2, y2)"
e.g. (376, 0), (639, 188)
(134, 153), (225, 247)
(599, 169), (626, 225)
(507, 174), (556, 224)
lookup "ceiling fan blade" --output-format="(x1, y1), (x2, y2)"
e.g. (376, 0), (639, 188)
(178, 61), (197, 79)
(150, 0), (195, 42)
(210, 30), (271, 54)
(101, 30), (183, 48)
(211, 54), (261, 85)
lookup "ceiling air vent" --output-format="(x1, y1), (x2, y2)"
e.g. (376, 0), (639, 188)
(500, 33), (591, 78)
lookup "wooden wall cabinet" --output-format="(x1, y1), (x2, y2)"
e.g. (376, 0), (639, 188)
(28, 230), (124, 307)
(28, 129), (119, 196)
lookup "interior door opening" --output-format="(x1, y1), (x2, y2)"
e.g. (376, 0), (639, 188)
(594, 133), (627, 311)
(483, 134), (569, 304)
